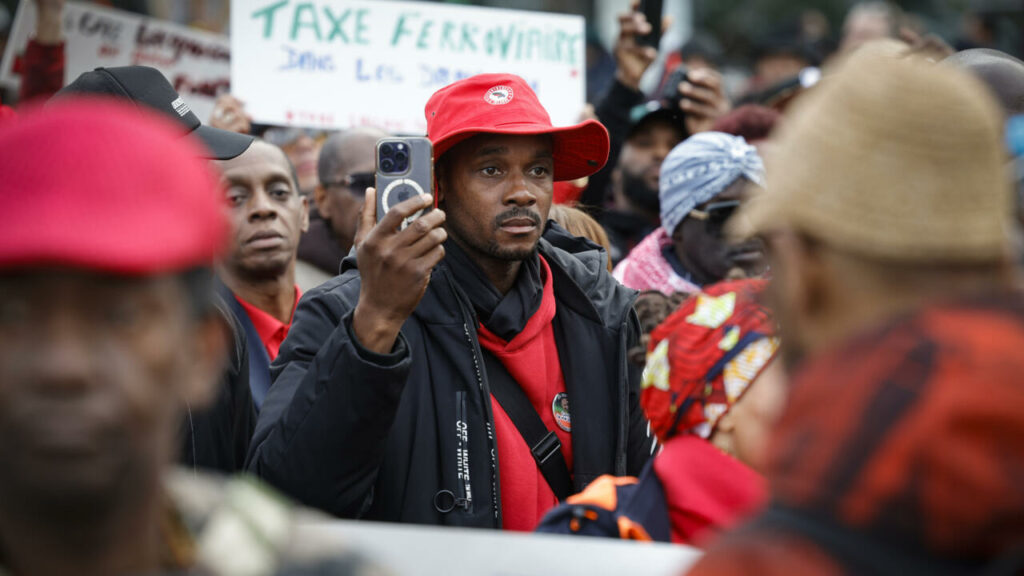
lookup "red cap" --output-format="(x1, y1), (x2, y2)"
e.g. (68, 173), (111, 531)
(0, 98), (227, 274)
(424, 73), (610, 181)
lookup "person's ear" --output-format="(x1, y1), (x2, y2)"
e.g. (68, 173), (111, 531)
(672, 221), (684, 242)
(180, 313), (229, 410)
(792, 234), (828, 318)
(771, 229), (823, 325)
(313, 184), (330, 219)
(435, 159), (456, 207)
(300, 195), (310, 233)
(435, 169), (446, 205)
(710, 412), (736, 457)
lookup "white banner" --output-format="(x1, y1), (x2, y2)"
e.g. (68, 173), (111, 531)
(300, 518), (702, 576)
(0, 1), (230, 122)
(230, 0), (586, 133)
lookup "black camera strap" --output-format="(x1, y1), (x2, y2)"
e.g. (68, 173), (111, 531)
(480, 349), (574, 501)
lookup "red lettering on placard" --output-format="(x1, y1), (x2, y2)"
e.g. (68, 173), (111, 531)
(98, 44), (120, 57)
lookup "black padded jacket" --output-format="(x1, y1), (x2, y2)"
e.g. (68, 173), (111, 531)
(247, 223), (654, 527)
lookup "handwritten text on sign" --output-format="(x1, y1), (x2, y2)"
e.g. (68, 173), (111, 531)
(231, 0), (586, 132)
(0, 1), (230, 122)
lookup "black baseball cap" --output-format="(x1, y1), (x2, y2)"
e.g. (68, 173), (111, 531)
(55, 66), (253, 160)
(628, 101), (687, 139)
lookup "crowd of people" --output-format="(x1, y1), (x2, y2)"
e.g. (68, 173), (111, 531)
(2, 0), (1024, 575)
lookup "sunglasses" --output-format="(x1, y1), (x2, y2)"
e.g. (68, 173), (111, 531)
(323, 172), (375, 195)
(688, 200), (740, 233)
(262, 127), (328, 148)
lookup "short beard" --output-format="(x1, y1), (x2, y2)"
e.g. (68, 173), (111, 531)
(621, 169), (660, 213)
(458, 229), (539, 263)
(481, 239), (538, 261)
(445, 208), (541, 263)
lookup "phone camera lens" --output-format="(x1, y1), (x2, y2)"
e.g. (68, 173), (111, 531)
(380, 158), (395, 172)
(380, 143), (394, 157)
(395, 150), (408, 164)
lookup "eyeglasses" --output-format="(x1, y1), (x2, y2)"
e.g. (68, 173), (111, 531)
(323, 172), (375, 195)
(688, 200), (740, 234)
(262, 127), (328, 148)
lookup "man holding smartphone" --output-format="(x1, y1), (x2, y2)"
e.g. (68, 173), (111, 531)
(249, 74), (654, 530)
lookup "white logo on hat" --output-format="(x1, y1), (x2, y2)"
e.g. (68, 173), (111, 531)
(171, 97), (191, 117)
(484, 85), (514, 105)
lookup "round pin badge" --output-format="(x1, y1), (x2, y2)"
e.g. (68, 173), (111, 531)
(551, 392), (571, 433)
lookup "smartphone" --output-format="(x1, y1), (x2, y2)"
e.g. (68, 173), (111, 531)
(660, 65), (689, 111)
(375, 137), (433, 229)
(637, 0), (663, 49)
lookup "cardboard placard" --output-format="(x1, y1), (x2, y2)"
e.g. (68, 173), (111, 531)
(230, 0), (586, 132)
(1, 1), (229, 122)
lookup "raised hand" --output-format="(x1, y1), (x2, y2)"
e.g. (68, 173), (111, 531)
(613, 3), (660, 92)
(351, 188), (447, 354)
(209, 94), (252, 134)
(678, 67), (732, 135)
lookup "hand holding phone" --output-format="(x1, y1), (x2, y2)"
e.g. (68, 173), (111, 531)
(636, 0), (664, 49)
(351, 139), (446, 355)
(614, 2), (660, 91)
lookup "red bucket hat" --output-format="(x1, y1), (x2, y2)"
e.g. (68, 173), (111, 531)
(0, 99), (227, 274)
(424, 73), (610, 181)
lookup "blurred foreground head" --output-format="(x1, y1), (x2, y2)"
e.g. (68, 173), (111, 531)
(0, 100), (227, 573)
(690, 50), (1024, 576)
(734, 48), (1017, 366)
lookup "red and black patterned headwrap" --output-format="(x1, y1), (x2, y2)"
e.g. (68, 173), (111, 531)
(642, 279), (779, 442)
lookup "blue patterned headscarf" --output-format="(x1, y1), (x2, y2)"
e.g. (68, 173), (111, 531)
(659, 132), (765, 235)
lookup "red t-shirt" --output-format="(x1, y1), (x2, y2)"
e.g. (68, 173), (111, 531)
(653, 435), (766, 545)
(235, 285), (301, 361)
(477, 256), (573, 531)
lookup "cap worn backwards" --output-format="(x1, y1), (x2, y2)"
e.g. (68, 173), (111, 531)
(57, 66), (254, 161)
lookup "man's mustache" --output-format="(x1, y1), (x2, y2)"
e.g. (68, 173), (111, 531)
(494, 208), (542, 229)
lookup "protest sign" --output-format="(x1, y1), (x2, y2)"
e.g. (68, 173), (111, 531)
(230, 0), (586, 133)
(1, 2), (229, 122)
(301, 518), (701, 576)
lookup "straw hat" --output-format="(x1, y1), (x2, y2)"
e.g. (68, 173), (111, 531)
(734, 48), (1015, 262)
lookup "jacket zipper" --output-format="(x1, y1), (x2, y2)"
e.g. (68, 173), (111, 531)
(616, 317), (630, 476)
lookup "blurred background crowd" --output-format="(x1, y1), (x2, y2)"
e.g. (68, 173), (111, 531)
(2, 0), (1021, 104)
(2, 1), (1024, 575)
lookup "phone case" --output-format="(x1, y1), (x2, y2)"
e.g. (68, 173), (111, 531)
(375, 137), (434, 229)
